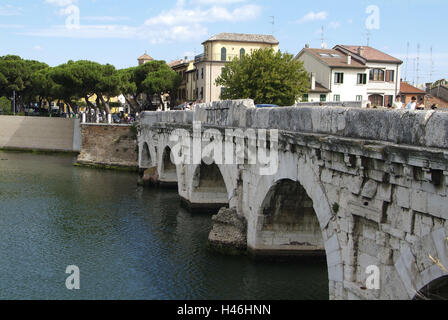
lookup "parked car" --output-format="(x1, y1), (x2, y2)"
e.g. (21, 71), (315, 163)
(256, 104), (279, 108)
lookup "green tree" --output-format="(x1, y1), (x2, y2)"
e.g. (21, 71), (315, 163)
(119, 61), (181, 112)
(0, 96), (11, 114)
(0, 55), (47, 111)
(215, 48), (309, 106)
(50, 60), (120, 114)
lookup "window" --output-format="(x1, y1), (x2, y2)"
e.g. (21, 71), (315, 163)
(333, 95), (341, 102)
(302, 94), (309, 102)
(356, 95), (363, 101)
(200, 87), (204, 100)
(320, 94), (327, 102)
(357, 73), (367, 84)
(201, 68), (204, 79)
(240, 48), (246, 59)
(221, 47), (227, 61)
(368, 94), (384, 106)
(196, 70), (199, 80)
(334, 73), (344, 84)
(369, 69), (385, 81)
(386, 70), (395, 82)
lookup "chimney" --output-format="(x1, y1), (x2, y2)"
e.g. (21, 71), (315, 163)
(305, 44), (310, 48)
(358, 46), (365, 57)
(311, 72), (316, 91)
(347, 54), (352, 65)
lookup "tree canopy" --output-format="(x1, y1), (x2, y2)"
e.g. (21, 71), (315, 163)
(215, 48), (309, 106)
(0, 55), (181, 114)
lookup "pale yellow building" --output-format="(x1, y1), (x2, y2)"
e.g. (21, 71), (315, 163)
(194, 33), (279, 103)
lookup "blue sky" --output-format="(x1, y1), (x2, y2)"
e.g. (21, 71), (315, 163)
(0, 0), (446, 84)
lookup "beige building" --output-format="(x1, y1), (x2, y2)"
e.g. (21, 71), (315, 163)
(169, 58), (196, 106)
(138, 52), (153, 66)
(194, 33), (279, 103)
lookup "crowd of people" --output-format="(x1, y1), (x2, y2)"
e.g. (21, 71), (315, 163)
(366, 95), (439, 111)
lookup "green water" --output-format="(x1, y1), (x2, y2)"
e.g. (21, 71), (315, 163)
(0, 151), (328, 300)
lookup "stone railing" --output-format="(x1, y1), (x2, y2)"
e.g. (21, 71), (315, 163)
(140, 99), (448, 150)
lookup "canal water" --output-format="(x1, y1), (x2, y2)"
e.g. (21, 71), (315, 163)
(0, 151), (328, 300)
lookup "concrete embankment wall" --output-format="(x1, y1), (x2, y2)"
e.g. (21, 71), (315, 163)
(76, 124), (138, 170)
(140, 99), (448, 150)
(0, 116), (81, 152)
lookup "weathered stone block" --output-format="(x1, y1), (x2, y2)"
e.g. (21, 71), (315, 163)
(361, 180), (378, 199)
(427, 193), (448, 219)
(410, 190), (428, 213)
(395, 186), (410, 209)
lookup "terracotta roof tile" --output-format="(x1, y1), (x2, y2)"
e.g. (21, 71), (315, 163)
(337, 45), (402, 64)
(300, 48), (366, 69)
(400, 81), (425, 94)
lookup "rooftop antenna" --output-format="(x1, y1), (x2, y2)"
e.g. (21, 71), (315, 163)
(269, 16), (275, 35)
(413, 57), (416, 86)
(416, 43), (421, 87)
(430, 46), (435, 84)
(405, 41), (409, 82)
(320, 26), (326, 49)
(364, 29), (371, 46)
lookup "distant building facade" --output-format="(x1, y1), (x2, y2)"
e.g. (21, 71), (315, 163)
(400, 81), (426, 105)
(297, 45), (402, 107)
(169, 58), (196, 105)
(194, 33), (279, 103)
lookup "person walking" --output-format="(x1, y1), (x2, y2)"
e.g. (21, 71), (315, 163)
(392, 95), (403, 109)
(405, 97), (417, 111)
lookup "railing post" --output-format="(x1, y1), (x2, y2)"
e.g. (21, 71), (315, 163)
(108, 113), (112, 124)
(82, 112), (86, 124)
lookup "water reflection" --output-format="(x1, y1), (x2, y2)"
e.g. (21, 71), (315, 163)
(0, 151), (328, 300)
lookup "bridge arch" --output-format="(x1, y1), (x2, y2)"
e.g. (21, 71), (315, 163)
(140, 141), (153, 168)
(248, 154), (342, 296)
(185, 161), (234, 213)
(395, 228), (448, 300)
(159, 145), (178, 188)
(258, 178), (325, 256)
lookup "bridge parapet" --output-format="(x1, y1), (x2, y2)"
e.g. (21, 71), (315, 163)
(142, 100), (448, 150)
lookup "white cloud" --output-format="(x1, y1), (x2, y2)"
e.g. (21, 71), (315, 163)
(0, 4), (23, 16)
(33, 45), (43, 51)
(82, 16), (130, 22)
(45, 0), (76, 6)
(27, 0), (262, 44)
(328, 21), (340, 29)
(296, 11), (328, 24)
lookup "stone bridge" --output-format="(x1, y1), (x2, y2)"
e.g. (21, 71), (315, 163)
(137, 99), (448, 300)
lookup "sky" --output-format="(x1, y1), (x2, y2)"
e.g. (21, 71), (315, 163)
(0, 0), (447, 85)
